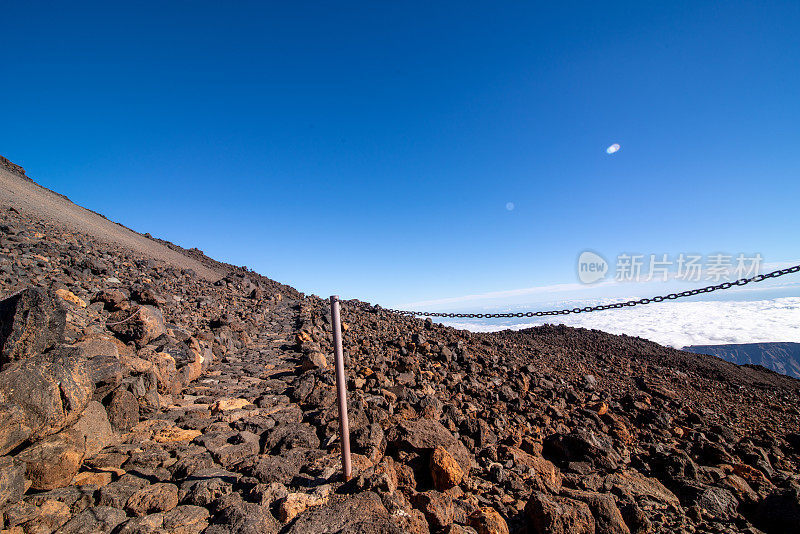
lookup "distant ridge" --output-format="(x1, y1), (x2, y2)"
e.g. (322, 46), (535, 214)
(0, 155), (30, 181)
(684, 342), (800, 379)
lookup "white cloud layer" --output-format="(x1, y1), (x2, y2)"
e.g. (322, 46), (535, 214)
(441, 297), (800, 349)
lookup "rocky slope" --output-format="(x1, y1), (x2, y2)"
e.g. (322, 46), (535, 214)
(0, 161), (799, 534)
(684, 343), (800, 380)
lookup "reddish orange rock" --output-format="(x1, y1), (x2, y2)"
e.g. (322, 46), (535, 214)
(468, 506), (509, 534)
(430, 445), (464, 490)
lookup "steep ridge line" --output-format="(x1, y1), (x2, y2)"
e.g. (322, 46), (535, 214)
(0, 166), (222, 281)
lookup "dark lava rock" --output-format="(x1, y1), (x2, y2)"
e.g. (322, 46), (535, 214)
(0, 287), (66, 367)
(0, 456), (26, 507)
(750, 482), (800, 533)
(0, 346), (92, 450)
(204, 493), (280, 534)
(525, 492), (596, 534)
(285, 491), (401, 534)
(107, 305), (166, 347)
(56, 505), (128, 534)
(106, 387), (140, 432)
(543, 428), (621, 470)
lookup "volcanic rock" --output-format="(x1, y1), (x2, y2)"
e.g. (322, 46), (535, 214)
(0, 345), (93, 447)
(468, 506), (509, 534)
(107, 305), (166, 347)
(525, 492), (596, 534)
(15, 429), (85, 491)
(0, 288), (65, 366)
(125, 482), (179, 516)
(0, 455), (26, 507)
(430, 445), (464, 490)
(70, 400), (114, 457)
(56, 506), (127, 534)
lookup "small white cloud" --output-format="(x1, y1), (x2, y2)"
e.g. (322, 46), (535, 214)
(606, 143), (621, 154)
(505, 202), (515, 211)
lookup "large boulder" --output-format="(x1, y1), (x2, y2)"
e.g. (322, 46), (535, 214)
(4, 498), (72, 533)
(561, 488), (630, 534)
(203, 493), (280, 534)
(468, 506), (510, 534)
(525, 492), (596, 534)
(750, 482), (800, 533)
(14, 428), (85, 490)
(430, 445), (464, 490)
(125, 482), (179, 516)
(679, 484), (739, 521)
(279, 487), (332, 523)
(0, 345), (93, 450)
(76, 334), (124, 390)
(411, 490), (453, 529)
(543, 428), (621, 470)
(56, 505), (127, 534)
(97, 474), (150, 508)
(138, 349), (180, 395)
(175, 338), (211, 386)
(503, 446), (562, 493)
(263, 423), (321, 454)
(0, 288), (66, 367)
(602, 470), (681, 509)
(177, 467), (239, 507)
(107, 305), (166, 347)
(71, 400), (114, 457)
(388, 419), (472, 481)
(285, 491), (401, 534)
(162, 505), (210, 534)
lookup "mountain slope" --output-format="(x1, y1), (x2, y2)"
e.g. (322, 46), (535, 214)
(0, 158), (799, 534)
(0, 165), (222, 281)
(684, 342), (800, 379)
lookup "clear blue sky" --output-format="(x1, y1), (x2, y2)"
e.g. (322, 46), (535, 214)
(2, 2), (798, 308)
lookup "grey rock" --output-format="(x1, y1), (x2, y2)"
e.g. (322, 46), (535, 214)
(178, 468), (238, 507)
(97, 474), (150, 508)
(27, 485), (98, 514)
(55, 506), (127, 534)
(71, 401), (114, 457)
(285, 491), (401, 534)
(161, 505), (210, 534)
(203, 493), (280, 534)
(106, 305), (166, 348)
(0, 455), (26, 507)
(263, 423), (320, 454)
(115, 514), (164, 534)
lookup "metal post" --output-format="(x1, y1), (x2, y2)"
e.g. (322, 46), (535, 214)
(330, 295), (352, 481)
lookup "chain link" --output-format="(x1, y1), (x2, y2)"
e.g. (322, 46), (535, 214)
(104, 306), (142, 326)
(350, 265), (800, 319)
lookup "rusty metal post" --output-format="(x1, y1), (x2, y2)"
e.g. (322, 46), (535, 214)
(329, 295), (352, 481)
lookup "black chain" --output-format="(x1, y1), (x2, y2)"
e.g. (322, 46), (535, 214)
(350, 265), (800, 319)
